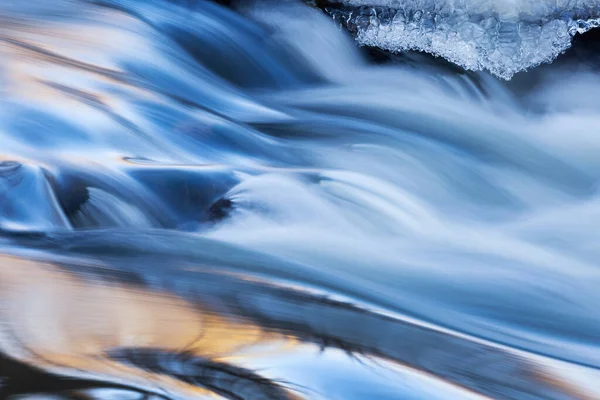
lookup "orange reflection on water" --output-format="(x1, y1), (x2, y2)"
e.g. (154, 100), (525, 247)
(0, 254), (298, 399)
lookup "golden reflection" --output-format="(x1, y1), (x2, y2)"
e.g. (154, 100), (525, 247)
(0, 8), (162, 115)
(0, 7), (143, 70)
(532, 366), (597, 400)
(0, 254), (297, 399)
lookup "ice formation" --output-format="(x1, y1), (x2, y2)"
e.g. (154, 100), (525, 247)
(320, 0), (600, 79)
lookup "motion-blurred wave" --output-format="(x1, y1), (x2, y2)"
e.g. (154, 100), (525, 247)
(1, 1), (600, 399)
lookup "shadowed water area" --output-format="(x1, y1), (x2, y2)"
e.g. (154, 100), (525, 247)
(1, 1), (600, 399)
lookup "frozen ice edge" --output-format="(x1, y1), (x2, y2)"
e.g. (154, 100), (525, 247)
(321, 2), (600, 79)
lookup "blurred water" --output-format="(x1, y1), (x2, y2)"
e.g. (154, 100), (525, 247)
(1, 1), (600, 399)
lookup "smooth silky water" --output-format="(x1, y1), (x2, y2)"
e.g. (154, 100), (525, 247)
(1, 0), (600, 399)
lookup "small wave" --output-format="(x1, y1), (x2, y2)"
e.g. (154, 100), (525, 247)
(317, 0), (600, 79)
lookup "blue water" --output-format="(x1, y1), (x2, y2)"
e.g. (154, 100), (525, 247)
(1, 1), (600, 399)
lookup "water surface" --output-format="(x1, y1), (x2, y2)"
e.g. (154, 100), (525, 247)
(1, 1), (600, 399)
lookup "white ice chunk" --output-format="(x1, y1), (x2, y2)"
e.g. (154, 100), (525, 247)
(325, 0), (600, 79)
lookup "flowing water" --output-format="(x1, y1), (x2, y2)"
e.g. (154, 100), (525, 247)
(1, 0), (600, 399)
